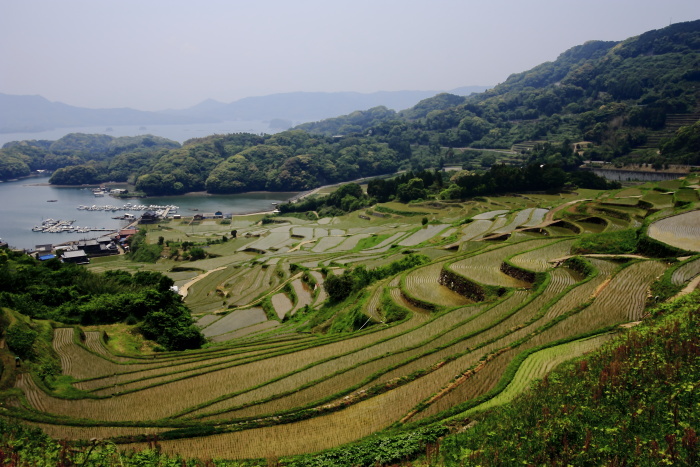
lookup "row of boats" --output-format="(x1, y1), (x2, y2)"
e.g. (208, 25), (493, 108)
(77, 203), (179, 212)
(31, 219), (112, 234)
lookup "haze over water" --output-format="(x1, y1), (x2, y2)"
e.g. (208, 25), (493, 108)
(0, 120), (280, 146)
(0, 176), (297, 250)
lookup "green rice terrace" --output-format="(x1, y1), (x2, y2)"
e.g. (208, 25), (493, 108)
(1, 175), (700, 465)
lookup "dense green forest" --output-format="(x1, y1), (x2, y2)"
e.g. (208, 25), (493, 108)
(0, 134), (179, 183)
(0, 249), (204, 351)
(1, 20), (698, 193)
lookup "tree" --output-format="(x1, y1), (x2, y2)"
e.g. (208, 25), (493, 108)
(397, 178), (427, 203)
(324, 272), (356, 302)
(481, 154), (497, 168)
(5, 325), (38, 359)
(139, 306), (206, 351)
(188, 247), (206, 261)
(49, 165), (99, 185)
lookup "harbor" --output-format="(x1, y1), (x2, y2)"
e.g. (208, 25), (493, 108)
(31, 203), (179, 234)
(0, 176), (298, 250)
(31, 218), (119, 234)
(76, 202), (179, 212)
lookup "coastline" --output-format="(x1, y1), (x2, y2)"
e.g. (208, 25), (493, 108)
(16, 169), (402, 201)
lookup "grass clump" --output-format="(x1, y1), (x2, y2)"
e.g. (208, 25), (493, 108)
(572, 229), (638, 255)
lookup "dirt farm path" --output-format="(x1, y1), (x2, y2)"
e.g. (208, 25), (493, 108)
(179, 266), (227, 299)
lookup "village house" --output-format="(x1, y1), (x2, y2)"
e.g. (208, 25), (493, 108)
(61, 250), (89, 264)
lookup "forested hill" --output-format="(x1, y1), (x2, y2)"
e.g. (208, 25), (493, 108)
(0, 133), (180, 182)
(1, 20), (698, 193)
(297, 20), (699, 155)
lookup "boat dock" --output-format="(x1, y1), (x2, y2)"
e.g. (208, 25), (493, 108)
(77, 203), (179, 212)
(31, 219), (117, 234)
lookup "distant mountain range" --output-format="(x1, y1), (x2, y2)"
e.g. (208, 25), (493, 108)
(0, 94), (205, 134)
(0, 87), (490, 134)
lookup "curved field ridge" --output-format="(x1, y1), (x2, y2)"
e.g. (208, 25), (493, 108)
(456, 333), (614, 418)
(648, 210), (700, 252)
(398, 224), (450, 246)
(449, 240), (551, 288)
(672, 257), (700, 285)
(201, 308), (267, 338)
(473, 210), (508, 220)
(403, 262), (473, 307)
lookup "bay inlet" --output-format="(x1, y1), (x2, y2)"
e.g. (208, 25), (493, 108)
(0, 176), (298, 250)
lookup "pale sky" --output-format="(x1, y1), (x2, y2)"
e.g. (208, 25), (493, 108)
(1, 0), (698, 111)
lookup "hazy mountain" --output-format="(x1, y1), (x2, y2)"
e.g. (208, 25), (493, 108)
(0, 93), (207, 134)
(1, 87), (490, 134)
(161, 88), (490, 124)
(448, 85), (493, 96)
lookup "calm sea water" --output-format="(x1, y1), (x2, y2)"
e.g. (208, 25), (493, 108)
(0, 120), (284, 146)
(0, 176), (297, 250)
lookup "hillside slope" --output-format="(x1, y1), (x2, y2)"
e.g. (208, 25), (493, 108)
(440, 291), (700, 466)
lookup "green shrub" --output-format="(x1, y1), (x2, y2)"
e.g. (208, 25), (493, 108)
(127, 230), (163, 263)
(324, 254), (430, 302)
(572, 229), (638, 255)
(5, 324), (38, 359)
(188, 247), (207, 261)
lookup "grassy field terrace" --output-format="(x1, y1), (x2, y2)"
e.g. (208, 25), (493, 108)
(2, 175), (700, 463)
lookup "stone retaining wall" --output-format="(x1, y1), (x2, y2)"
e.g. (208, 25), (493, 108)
(500, 261), (537, 284)
(439, 268), (486, 301)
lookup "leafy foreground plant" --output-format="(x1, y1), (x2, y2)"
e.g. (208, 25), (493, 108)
(441, 292), (700, 466)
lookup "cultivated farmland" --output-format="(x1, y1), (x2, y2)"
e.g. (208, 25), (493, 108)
(5, 176), (700, 463)
(648, 210), (700, 252)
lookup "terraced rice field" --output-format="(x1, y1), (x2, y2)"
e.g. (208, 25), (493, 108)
(615, 187), (643, 197)
(309, 271), (327, 305)
(522, 208), (549, 227)
(9, 182), (699, 462)
(325, 234), (371, 252)
(201, 308), (268, 338)
(241, 232), (294, 252)
(364, 231), (408, 251)
(493, 208), (535, 233)
(311, 235), (346, 252)
(575, 218), (608, 234)
(470, 333), (614, 412)
(398, 224), (449, 246)
(448, 240), (551, 288)
(459, 219), (494, 241)
(509, 238), (575, 272)
(671, 257), (700, 285)
(602, 197), (640, 206)
(52, 328), (124, 379)
(290, 279), (313, 314)
(642, 191), (674, 208)
(473, 210), (508, 220)
(403, 262), (473, 307)
(648, 210), (700, 252)
(677, 188), (699, 203)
